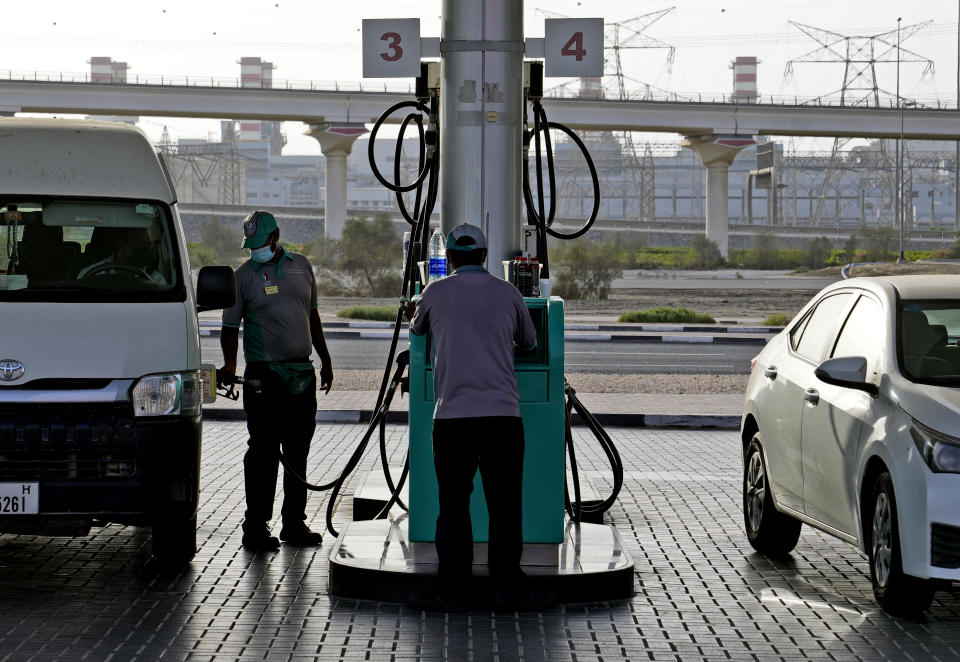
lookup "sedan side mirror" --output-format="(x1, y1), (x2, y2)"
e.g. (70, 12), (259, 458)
(197, 265), (237, 312)
(814, 356), (879, 396)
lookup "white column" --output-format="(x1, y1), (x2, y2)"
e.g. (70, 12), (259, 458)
(304, 122), (368, 239)
(324, 150), (348, 239)
(682, 135), (755, 259)
(707, 165), (730, 257)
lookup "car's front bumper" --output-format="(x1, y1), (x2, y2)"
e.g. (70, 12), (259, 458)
(895, 449), (960, 581)
(0, 416), (201, 531)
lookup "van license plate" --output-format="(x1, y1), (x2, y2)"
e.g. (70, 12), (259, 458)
(0, 483), (39, 514)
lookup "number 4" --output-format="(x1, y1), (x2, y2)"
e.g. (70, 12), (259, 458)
(561, 32), (586, 61)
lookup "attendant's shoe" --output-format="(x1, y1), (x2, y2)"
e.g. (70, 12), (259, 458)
(279, 524), (323, 546)
(242, 525), (280, 552)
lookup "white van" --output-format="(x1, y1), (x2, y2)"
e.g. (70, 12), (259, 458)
(0, 119), (235, 564)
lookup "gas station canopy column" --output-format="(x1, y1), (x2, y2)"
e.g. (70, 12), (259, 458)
(305, 122), (369, 239)
(682, 134), (756, 258)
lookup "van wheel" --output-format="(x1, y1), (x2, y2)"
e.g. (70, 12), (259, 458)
(152, 514), (197, 566)
(868, 471), (934, 614)
(743, 434), (801, 557)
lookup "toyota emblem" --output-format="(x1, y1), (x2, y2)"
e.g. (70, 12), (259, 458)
(0, 359), (25, 381)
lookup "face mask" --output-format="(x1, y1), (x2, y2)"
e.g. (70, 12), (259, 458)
(250, 244), (274, 263)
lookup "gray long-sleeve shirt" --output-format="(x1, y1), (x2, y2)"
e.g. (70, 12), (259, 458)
(410, 265), (537, 419)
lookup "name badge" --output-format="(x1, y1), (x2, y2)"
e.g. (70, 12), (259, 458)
(265, 285), (279, 296)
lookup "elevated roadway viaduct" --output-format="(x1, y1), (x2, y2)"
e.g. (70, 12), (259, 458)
(4, 78), (960, 248)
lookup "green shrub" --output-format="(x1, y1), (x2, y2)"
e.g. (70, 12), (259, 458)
(337, 305), (398, 322)
(552, 238), (625, 300)
(763, 313), (790, 326)
(690, 235), (724, 269)
(805, 237), (832, 269)
(619, 307), (716, 324)
(633, 246), (692, 269)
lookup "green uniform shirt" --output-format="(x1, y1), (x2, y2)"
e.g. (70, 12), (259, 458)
(222, 249), (318, 362)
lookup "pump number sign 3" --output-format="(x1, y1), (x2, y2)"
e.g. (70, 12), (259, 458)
(362, 18), (421, 78)
(0, 482), (39, 514)
(544, 18), (604, 78)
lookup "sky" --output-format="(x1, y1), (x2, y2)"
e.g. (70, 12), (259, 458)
(4, 0), (959, 153)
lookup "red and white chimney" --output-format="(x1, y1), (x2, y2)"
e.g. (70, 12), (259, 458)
(730, 56), (758, 103)
(238, 57), (277, 142)
(89, 57), (128, 84)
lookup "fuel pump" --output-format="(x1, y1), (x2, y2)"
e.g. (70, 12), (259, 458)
(299, 1), (632, 603)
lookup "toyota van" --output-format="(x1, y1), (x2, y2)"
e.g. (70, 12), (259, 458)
(0, 119), (235, 564)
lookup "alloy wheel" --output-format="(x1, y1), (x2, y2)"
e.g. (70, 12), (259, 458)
(872, 492), (892, 589)
(745, 451), (765, 534)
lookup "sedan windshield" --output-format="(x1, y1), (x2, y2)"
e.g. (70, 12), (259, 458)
(0, 200), (183, 302)
(899, 300), (960, 385)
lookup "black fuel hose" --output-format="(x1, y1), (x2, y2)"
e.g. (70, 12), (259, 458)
(562, 380), (624, 520)
(522, 98), (602, 280)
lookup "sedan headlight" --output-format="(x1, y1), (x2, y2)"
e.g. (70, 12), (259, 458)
(132, 372), (202, 417)
(910, 420), (960, 473)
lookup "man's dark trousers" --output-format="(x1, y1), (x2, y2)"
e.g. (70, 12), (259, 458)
(242, 361), (317, 530)
(433, 416), (525, 594)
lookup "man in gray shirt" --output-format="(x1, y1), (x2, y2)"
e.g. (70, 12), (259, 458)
(406, 224), (537, 603)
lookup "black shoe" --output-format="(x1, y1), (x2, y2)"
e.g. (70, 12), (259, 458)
(279, 524), (323, 546)
(242, 525), (280, 552)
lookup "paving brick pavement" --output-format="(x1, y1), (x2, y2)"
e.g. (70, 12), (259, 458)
(0, 422), (957, 661)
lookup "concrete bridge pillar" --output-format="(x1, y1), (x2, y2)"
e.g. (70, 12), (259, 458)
(305, 122), (368, 239)
(682, 135), (755, 258)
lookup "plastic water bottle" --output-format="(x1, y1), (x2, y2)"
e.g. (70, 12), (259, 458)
(402, 231), (410, 276)
(428, 229), (446, 282)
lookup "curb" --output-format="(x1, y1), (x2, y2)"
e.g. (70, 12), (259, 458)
(201, 326), (770, 346)
(201, 407), (740, 429)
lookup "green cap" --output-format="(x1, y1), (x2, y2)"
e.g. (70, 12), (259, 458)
(241, 210), (278, 249)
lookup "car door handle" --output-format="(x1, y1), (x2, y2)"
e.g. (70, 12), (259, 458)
(804, 388), (820, 405)
(764, 365), (778, 380)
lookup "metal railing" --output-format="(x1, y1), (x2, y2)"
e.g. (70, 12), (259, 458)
(0, 68), (956, 110)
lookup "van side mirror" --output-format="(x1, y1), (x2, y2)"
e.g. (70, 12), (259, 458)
(814, 356), (879, 396)
(196, 265), (236, 312)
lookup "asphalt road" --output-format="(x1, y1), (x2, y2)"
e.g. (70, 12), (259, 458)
(202, 336), (757, 375)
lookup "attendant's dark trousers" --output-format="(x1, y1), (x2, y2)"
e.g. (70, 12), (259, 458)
(432, 416), (525, 594)
(242, 361), (317, 531)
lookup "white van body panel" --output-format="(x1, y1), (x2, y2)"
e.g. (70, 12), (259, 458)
(0, 118), (175, 202)
(0, 302), (189, 384)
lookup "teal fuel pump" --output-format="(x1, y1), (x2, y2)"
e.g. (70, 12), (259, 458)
(325, 0), (632, 602)
(408, 297), (566, 542)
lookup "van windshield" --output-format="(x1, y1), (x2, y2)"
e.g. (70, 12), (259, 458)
(0, 200), (184, 302)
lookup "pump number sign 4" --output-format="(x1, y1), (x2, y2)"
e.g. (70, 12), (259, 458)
(544, 18), (604, 78)
(362, 18), (421, 78)
(0, 482), (39, 514)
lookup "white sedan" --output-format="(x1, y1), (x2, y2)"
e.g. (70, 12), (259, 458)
(741, 275), (960, 614)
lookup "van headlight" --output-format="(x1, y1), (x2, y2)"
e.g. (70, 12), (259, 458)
(910, 420), (960, 473)
(132, 372), (202, 417)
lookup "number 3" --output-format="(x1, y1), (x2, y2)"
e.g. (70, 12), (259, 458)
(561, 32), (586, 61)
(380, 32), (403, 62)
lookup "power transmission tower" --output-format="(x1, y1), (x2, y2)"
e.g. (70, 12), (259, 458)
(784, 20), (934, 227)
(536, 8), (675, 224)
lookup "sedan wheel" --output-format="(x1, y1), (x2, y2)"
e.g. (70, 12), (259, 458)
(743, 433), (801, 557)
(867, 471), (934, 614)
(871, 492), (892, 589)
